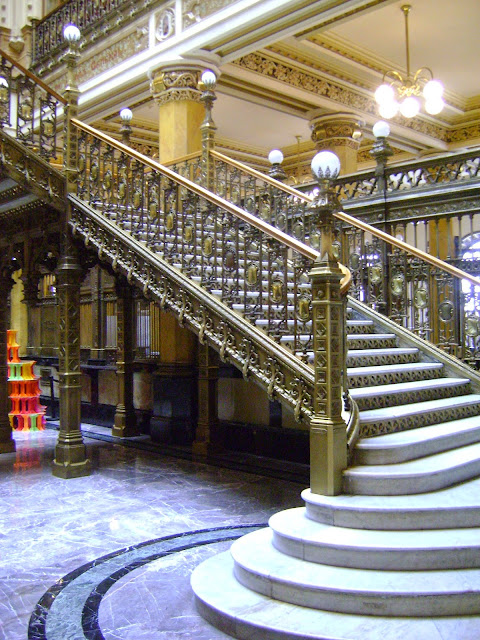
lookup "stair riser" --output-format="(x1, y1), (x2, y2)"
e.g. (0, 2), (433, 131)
(233, 562), (480, 617)
(348, 368), (443, 389)
(355, 426), (480, 465)
(348, 352), (419, 367)
(347, 323), (375, 334)
(354, 383), (471, 411)
(303, 501), (480, 531)
(344, 457), (480, 496)
(271, 531), (480, 570)
(347, 337), (397, 349)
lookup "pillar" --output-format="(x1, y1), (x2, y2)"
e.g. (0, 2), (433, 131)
(52, 235), (91, 478)
(309, 111), (363, 175)
(112, 278), (137, 437)
(52, 23), (91, 478)
(0, 268), (15, 453)
(193, 343), (221, 455)
(150, 63), (205, 162)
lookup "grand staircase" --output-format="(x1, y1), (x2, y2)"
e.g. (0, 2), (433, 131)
(2, 57), (480, 636)
(192, 300), (480, 639)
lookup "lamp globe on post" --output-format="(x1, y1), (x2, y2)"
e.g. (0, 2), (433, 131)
(119, 107), (133, 144)
(371, 120), (393, 193)
(268, 148), (286, 181)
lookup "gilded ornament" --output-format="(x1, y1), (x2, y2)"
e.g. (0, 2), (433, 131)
(247, 264), (258, 285)
(203, 236), (213, 256)
(103, 172), (112, 190)
(369, 264), (383, 284)
(133, 191), (142, 209)
(245, 196), (254, 213)
(224, 249), (236, 271)
(118, 182), (126, 200)
(165, 212), (174, 230)
(43, 118), (54, 137)
(413, 287), (428, 309)
(271, 281), (283, 303)
(297, 297), (310, 321)
(466, 316), (480, 337)
(438, 300), (454, 322)
(90, 164), (99, 181)
(184, 224), (194, 243)
(391, 273), (404, 296)
(149, 202), (158, 218)
(349, 253), (360, 270)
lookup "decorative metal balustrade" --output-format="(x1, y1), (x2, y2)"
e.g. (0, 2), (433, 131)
(207, 149), (480, 367)
(70, 118), (325, 423)
(0, 49), (65, 161)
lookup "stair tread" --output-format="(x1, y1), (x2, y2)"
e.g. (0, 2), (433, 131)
(350, 377), (470, 399)
(359, 393), (480, 422)
(270, 507), (480, 552)
(192, 552), (476, 640)
(348, 347), (418, 356)
(232, 527), (480, 595)
(347, 333), (396, 340)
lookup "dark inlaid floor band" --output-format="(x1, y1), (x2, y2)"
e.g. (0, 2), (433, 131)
(28, 524), (264, 640)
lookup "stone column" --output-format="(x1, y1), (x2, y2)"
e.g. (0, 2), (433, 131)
(52, 234), (91, 478)
(150, 63), (205, 163)
(0, 268), (15, 454)
(112, 278), (137, 437)
(309, 111), (363, 175)
(193, 343), (221, 455)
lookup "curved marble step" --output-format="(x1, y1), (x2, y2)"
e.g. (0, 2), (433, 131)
(344, 440), (480, 495)
(359, 393), (480, 437)
(230, 528), (480, 616)
(192, 551), (480, 640)
(269, 507), (480, 570)
(302, 481), (480, 530)
(354, 415), (480, 464)
(350, 377), (471, 411)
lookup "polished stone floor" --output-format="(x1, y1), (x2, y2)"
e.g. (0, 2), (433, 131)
(0, 427), (303, 640)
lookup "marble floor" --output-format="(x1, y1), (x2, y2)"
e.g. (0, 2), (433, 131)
(0, 427), (304, 640)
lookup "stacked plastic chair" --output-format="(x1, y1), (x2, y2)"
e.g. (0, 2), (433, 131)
(7, 330), (46, 431)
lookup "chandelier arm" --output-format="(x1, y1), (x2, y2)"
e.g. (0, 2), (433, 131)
(383, 69), (404, 87)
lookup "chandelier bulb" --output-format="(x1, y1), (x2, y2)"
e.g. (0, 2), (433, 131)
(425, 97), (445, 115)
(399, 96), (420, 118)
(375, 84), (395, 105)
(378, 101), (399, 120)
(423, 79), (444, 100)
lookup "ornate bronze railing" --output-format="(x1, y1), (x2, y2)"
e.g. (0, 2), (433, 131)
(0, 48), (65, 160)
(32, 0), (132, 65)
(208, 149), (480, 366)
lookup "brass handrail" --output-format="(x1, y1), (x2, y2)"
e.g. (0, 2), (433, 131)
(71, 118), (318, 262)
(163, 150), (202, 167)
(210, 149), (480, 288)
(0, 47), (67, 105)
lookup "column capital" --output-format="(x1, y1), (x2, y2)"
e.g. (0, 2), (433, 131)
(308, 111), (364, 150)
(149, 57), (221, 106)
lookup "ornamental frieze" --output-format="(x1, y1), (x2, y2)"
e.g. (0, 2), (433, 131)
(235, 53), (447, 143)
(183, 0), (238, 28)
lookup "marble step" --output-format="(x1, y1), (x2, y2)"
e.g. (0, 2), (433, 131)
(350, 377), (471, 411)
(302, 481), (480, 530)
(354, 415), (480, 465)
(230, 528), (480, 616)
(347, 361), (444, 388)
(344, 440), (480, 495)
(358, 393), (480, 437)
(269, 507), (480, 570)
(192, 551), (480, 640)
(346, 319), (375, 334)
(347, 347), (419, 367)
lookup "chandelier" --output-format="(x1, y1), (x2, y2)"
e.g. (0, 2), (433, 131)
(374, 4), (444, 119)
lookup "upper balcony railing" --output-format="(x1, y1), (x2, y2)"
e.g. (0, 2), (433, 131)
(32, 0), (132, 65)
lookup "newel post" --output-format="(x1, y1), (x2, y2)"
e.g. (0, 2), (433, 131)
(52, 23), (91, 478)
(308, 151), (347, 495)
